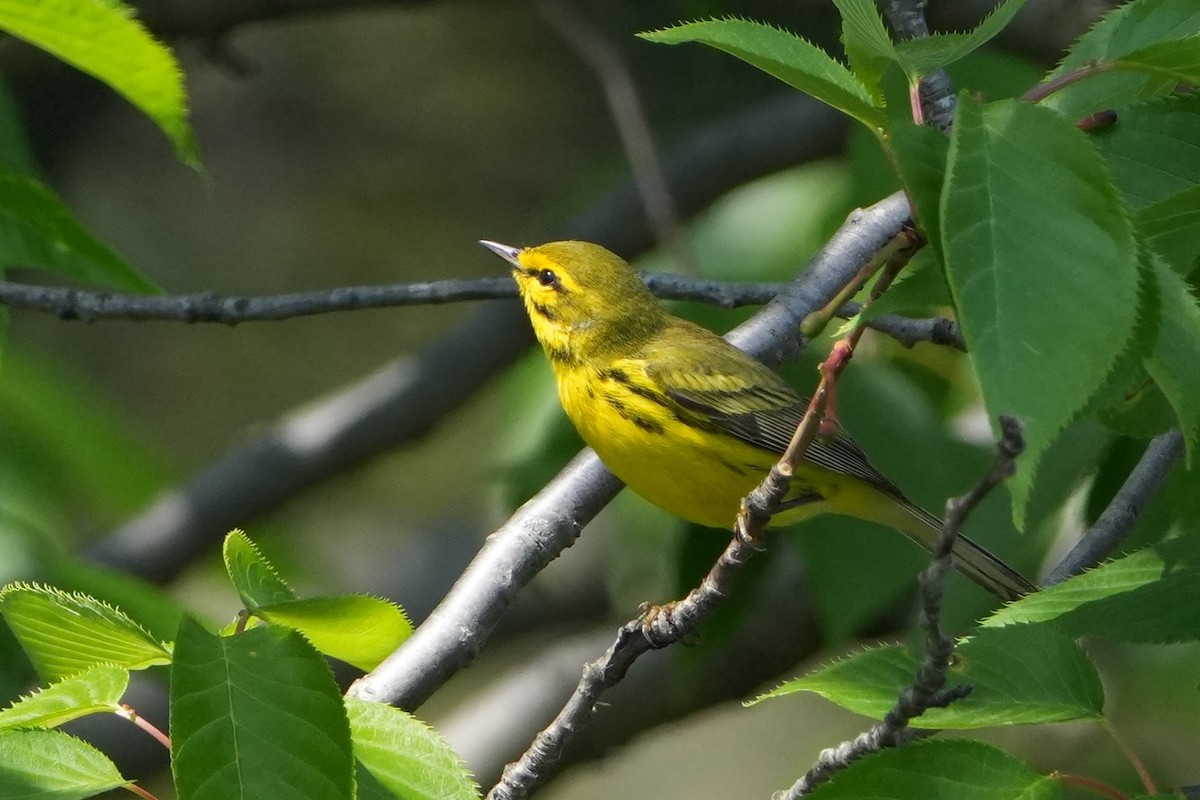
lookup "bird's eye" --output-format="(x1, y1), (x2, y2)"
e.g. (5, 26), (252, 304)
(537, 269), (559, 288)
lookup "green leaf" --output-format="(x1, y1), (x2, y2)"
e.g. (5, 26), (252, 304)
(0, 584), (171, 682)
(941, 98), (1139, 527)
(638, 19), (886, 129)
(1144, 255), (1200, 457)
(0, 350), (170, 526)
(45, 558), (183, 643)
(1089, 251), (1165, 435)
(0, 0), (198, 165)
(170, 616), (353, 800)
(222, 530), (296, 609)
(1039, 0), (1200, 119)
(0, 664), (127, 730)
(984, 537), (1200, 643)
(254, 595), (412, 672)
(888, 122), (950, 251)
(892, 0), (1032, 74)
(1090, 94), (1200, 211)
(752, 625), (1103, 728)
(347, 697), (479, 800)
(1114, 33), (1200, 84)
(0, 729), (127, 799)
(803, 739), (1059, 800)
(832, 0), (894, 97)
(1138, 185), (1200, 275)
(0, 169), (157, 291)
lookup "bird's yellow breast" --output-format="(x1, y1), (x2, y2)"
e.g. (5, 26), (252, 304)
(554, 361), (833, 530)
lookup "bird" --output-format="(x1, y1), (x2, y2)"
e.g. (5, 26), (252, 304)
(481, 239), (1035, 601)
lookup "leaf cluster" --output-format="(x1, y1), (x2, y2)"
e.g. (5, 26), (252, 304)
(0, 532), (475, 800)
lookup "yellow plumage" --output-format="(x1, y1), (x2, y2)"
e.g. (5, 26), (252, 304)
(482, 239), (1034, 601)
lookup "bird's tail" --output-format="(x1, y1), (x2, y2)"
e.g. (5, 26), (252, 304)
(869, 494), (1036, 602)
(902, 502), (1035, 601)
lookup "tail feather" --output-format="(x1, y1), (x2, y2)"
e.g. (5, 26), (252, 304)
(896, 502), (1036, 602)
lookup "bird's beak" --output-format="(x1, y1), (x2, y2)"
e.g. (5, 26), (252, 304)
(479, 240), (523, 271)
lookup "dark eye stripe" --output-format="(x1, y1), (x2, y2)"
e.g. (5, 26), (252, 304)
(526, 267), (564, 291)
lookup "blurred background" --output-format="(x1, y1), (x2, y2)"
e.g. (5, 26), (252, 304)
(3, 0), (1197, 797)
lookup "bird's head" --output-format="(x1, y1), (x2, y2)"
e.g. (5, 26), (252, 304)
(480, 240), (665, 362)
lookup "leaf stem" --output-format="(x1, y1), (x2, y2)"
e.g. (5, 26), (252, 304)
(1022, 60), (1113, 103)
(115, 704), (171, 749)
(1054, 773), (1129, 800)
(1101, 718), (1158, 794)
(123, 784), (162, 800)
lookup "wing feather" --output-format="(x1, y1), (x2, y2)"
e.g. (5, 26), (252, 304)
(634, 329), (907, 500)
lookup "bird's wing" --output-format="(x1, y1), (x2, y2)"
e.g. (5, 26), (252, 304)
(634, 326), (907, 498)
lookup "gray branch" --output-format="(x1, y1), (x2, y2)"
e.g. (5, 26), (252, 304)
(882, 0), (957, 130)
(0, 276), (781, 322)
(0, 277), (961, 351)
(1045, 430), (1185, 585)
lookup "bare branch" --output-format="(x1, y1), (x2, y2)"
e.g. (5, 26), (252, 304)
(87, 93), (850, 582)
(838, 299), (965, 350)
(0, 276), (781, 323)
(1045, 430), (1185, 585)
(780, 416), (1025, 798)
(882, 0), (956, 130)
(0, 276), (963, 350)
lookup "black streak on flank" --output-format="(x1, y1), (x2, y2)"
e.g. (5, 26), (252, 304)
(601, 368), (673, 410)
(631, 415), (665, 435)
(545, 344), (579, 366)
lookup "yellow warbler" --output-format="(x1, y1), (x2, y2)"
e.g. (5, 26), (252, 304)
(482, 239), (1034, 601)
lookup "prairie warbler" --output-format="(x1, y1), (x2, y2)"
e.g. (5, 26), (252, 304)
(482, 239), (1034, 601)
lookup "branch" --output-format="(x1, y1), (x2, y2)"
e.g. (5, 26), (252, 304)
(347, 192), (914, 713)
(0, 276), (781, 322)
(882, 0), (956, 130)
(1044, 430), (1185, 585)
(86, 92), (851, 582)
(780, 416), (1026, 798)
(838, 300), (965, 350)
(0, 277), (962, 349)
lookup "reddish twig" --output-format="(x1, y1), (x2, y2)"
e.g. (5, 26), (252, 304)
(115, 704), (172, 749)
(1054, 773), (1130, 800)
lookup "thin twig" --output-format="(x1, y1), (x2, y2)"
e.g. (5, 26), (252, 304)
(115, 704), (172, 749)
(0, 275), (769, 323)
(1044, 430), (1184, 585)
(0, 275), (964, 351)
(1054, 774), (1130, 800)
(1022, 60), (1112, 103)
(779, 416), (1025, 798)
(539, 0), (697, 275)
